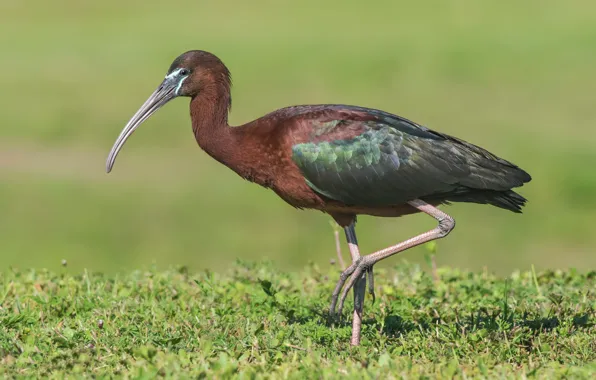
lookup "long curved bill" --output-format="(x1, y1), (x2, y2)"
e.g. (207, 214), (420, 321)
(105, 79), (178, 173)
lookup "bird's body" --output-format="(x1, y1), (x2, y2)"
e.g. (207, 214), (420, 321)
(106, 50), (531, 346)
(189, 95), (530, 226)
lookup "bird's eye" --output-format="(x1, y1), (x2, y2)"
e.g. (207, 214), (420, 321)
(179, 68), (190, 76)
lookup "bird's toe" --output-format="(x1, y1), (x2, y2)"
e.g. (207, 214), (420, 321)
(329, 262), (358, 316)
(337, 261), (367, 316)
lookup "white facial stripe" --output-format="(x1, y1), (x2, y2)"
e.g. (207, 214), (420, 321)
(175, 76), (188, 95)
(165, 68), (183, 80)
(165, 68), (189, 95)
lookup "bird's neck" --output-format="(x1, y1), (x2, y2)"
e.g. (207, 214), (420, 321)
(188, 82), (276, 188)
(189, 83), (237, 165)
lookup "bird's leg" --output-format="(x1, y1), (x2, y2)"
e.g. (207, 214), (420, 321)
(345, 223), (360, 262)
(367, 266), (376, 304)
(333, 199), (455, 317)
(328, 225), (373, 345)
(338, 224), (367, 346)
(329, 225), (358, 315)
(351, 269), (366, 346)
(329, 224), (377, 315)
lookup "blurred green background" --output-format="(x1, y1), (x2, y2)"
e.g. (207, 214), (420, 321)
(1, 0), (595, 275)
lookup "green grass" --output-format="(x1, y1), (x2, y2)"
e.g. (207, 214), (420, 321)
(1, 262), (595, 378)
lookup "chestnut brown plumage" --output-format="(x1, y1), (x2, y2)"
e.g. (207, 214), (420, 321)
(106, 50), (532, 346)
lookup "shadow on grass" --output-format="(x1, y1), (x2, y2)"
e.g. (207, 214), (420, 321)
(380, 310), (594, 339)
(268, 295), (593, 339)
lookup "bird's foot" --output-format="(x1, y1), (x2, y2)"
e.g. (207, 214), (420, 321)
(329, 257), (375, 317)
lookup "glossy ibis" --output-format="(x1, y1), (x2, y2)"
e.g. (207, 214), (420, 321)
(106, 50), (531, 346)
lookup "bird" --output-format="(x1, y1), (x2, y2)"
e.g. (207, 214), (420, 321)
(105, 50), (532, 346)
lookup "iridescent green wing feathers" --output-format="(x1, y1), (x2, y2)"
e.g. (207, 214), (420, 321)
(290, 106), (531, 210)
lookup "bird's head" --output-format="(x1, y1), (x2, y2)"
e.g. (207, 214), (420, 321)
(105, 50), (231, 173)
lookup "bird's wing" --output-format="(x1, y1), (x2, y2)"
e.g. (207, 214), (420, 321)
(289, 105), (530, 206)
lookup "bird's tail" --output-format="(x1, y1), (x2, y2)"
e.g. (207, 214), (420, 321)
(436, 189), (528, 213)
